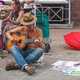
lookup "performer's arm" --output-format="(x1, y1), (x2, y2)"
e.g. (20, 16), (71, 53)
(6, 26), (27, 33)
(5, 26), (27, 39)
(16, 10), (24, 23)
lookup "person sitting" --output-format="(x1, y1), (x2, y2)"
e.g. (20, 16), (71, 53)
(5, 15), (44, 75)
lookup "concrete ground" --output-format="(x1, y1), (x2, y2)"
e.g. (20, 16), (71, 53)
(1, 27), (80, 80)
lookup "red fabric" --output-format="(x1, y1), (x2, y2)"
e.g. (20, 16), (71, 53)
(64, 32), (80, 49)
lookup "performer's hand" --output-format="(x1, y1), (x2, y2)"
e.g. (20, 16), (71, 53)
(34, 39), (40, 43)
(9, 37), (14, 41)
(34, 39), (43, 47)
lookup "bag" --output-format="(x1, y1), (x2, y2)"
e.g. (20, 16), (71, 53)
(44, 43), (51, 53)
(64, 32), (80, 49)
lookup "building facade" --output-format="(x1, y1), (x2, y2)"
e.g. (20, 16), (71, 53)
(71, 0), (80, 24)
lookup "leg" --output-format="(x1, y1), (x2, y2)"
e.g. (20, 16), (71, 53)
(37, 13), (49, 39)
(10, 45), (28, 70)
(25, 48), (43, 64)
(7, 46), (35, 75)
(22, 48), (35, 58)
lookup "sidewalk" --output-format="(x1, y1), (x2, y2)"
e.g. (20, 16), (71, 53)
(1, 28), (80, 80)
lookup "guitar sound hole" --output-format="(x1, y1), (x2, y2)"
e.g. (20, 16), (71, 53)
(18, 40), (22, 43)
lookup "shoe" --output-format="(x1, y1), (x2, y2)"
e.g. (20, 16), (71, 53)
(25, 65), (35, 75)
(44, 43), (51, 53)
(37, 55), (44, 63)
(5, 62), (18, 71)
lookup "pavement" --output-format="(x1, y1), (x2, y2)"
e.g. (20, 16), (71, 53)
(1, 27), (80, 80)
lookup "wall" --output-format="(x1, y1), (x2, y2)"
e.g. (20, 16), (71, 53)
(71, 0), (80, 24)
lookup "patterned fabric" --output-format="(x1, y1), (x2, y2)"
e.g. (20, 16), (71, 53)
(1, 10), (19, 34)
(2, 22), (17, 34)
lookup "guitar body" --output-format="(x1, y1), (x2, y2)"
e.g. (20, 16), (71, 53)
(7, 32), (26, 49)
(7, 39), (15, 49)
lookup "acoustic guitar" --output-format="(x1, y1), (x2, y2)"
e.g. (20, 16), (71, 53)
(6, 32), (26, 49)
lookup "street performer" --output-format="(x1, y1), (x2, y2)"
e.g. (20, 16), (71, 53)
(5, 13), (44, 75)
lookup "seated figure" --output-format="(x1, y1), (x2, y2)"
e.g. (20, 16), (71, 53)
(5, 16), (44, 75)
